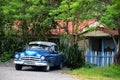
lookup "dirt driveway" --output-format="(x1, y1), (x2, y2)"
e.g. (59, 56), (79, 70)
(0, 60), (77, 80)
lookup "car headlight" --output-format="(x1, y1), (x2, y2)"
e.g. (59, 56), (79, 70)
(15, 54), (19, 58)
(20, 53), (25, 57)
(41, 56), (45, 60)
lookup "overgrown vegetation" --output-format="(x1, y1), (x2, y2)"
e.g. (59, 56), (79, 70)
(67, 65), (120, 80)
(59, 35), (84, 68)
(0, 40), (24, 62)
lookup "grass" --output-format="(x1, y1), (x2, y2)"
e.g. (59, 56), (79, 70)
(66, 65), (120, 80)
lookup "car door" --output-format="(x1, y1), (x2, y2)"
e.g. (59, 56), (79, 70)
(50, 52), (59, 66)
(49, 46), (59, 66)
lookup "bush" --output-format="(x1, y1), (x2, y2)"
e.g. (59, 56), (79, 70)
(0, 52), (12, 62)
(59, 43), (85, 69)
(0, 40), (24, 62)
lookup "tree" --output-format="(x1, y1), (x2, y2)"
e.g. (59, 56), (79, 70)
(1, 0), (61, 42)
(101, 0), (120, 64)
(50, 0), (108, 43)
(0, 0), (6, 39)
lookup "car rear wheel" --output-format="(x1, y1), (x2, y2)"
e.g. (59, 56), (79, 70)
(15, 64), (22, 70)
(43, 62), (50, 72)
(58, 62), (63, 69)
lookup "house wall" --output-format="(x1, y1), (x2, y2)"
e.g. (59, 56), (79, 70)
(78, 39), (89, 51)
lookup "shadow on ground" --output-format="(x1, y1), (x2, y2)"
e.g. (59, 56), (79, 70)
(22, 66), (65, 72)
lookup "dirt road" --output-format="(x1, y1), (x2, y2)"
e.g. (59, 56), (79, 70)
(0, 60), (77, 80)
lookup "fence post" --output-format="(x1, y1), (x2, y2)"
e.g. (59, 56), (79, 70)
(85, 51), (87, 62)
(90, 51), (92, 64)
(107, 52), (109, 65)
(102, 52), (104, 67)
(95, 51), (97, 65)
(111, 51), (114, 64)
(101, 38), (104, 67)
(104, 52), (107, 67)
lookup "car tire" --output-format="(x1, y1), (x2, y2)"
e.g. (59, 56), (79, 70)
(43, 62), (50, 72)
(15, 64), (22, 70)
(58, 62), (63, 69)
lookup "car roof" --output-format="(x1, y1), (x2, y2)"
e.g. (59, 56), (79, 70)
(29, 41), (56, 46)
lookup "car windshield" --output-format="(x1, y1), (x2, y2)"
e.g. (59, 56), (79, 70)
(26, 44), (51, 50)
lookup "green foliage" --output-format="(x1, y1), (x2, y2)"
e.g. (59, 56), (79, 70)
(59, 35), (84, 68)
(87, 26), (98, 32)
(0, 40), (24, 61)
(0, 52), (12, 62)
(101, 0), (120, 29)
(50, 0), (107, 21)
(1, 0), (60, 41)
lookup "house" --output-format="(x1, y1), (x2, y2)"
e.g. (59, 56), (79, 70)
(48, 19), (119, 67)
(78, 27), (118, 67)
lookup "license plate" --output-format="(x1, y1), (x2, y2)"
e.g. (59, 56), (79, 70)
(24, 61), (34, 65)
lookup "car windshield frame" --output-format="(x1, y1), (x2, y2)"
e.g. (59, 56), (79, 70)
(25, 44), (51, 50)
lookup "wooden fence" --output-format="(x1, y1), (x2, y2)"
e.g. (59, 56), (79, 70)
(85, 51), (116, 67)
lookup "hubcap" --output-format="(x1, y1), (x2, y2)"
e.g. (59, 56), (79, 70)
(46, 63), (50, 71)
(60, 63), (63, 69)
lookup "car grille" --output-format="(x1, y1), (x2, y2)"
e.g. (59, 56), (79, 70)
(21, 56), (40, 61)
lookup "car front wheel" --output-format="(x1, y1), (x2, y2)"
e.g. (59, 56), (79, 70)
(15, 64), (22, 70)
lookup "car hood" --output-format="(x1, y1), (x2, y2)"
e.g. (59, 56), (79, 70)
(23, 49), (50, 56)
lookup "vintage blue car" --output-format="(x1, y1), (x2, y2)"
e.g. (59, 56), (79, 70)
(14, 41), (64, 71)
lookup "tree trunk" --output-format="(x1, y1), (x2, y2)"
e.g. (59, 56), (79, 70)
(115, 28), (120, 64)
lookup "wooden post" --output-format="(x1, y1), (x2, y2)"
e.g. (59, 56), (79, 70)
(102, 38), (104, 67)
(85, 51), (87, 62)
(89, 38), (92, 64)
(90, 51), (92, 64)
(95, 51), (97, 65)
(112, 36), (118, 53)
(107, 52), (109, 65)
(102, 52), (104, 67)
(112, 52), (114, 64)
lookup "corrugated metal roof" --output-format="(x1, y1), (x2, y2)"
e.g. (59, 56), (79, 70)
(97, 27), (118, 36)
(48, 20), (97, 35)
(48, 20), (118, 36)
(80, 27), (118, 37)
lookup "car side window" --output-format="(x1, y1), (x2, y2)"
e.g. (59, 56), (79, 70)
(54, 46), (58, 51)
(50, 45), (58, 54)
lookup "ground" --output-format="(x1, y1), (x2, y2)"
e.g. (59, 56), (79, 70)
(0, 60), (78, 80)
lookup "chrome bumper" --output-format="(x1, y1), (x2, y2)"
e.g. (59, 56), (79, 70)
(14, 61), (47, 66)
